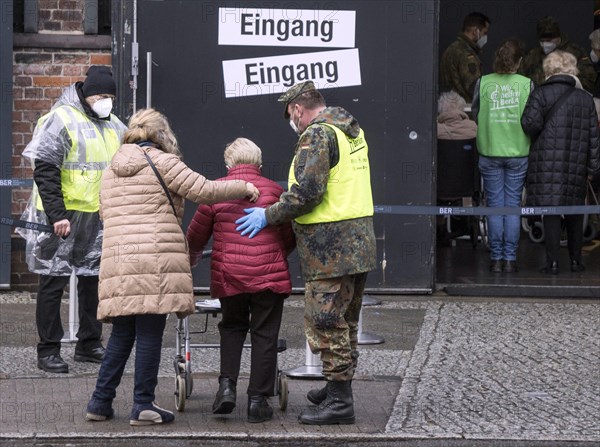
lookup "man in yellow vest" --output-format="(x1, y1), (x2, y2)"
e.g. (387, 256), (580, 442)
(18, 66), (126, 373)
(236, 81), (377, 425)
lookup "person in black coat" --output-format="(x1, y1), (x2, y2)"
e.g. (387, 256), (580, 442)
(521, 50), (600, 274)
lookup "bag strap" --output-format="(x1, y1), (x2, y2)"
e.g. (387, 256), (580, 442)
(544, 87), (575, 125)
(143, 151), (177, 216)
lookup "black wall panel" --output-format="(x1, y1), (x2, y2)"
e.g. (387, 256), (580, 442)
(121, 0), (439, 292)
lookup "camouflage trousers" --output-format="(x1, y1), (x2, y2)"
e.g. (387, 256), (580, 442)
(304, 272), (368, 381)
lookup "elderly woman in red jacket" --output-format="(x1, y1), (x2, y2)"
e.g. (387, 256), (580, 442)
(186, 138), (295, 423)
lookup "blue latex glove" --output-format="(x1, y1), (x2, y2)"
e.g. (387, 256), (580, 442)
(235, 208), (267, 238)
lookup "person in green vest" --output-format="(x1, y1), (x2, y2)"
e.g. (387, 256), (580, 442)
(472, 39), (533, 273)
(17, 66), (127, 373)
(235, 81), (377, 425)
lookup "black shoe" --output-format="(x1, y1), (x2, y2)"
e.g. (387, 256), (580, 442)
(540, 261), (559, 275)
(571, 260), (586, 272)
(489, 260), (503, 273)
(307, 384), (328, 405)
(74, 346), (105, 363)
(503, 260), (518, 273)
(247, 395), (273, 423)
(37, 354), (69, 373)
(299, 380), (355, 425)
(212, 378), (236, 414)
(307, 379), (352, 405)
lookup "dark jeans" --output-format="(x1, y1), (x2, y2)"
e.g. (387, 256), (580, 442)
(91, 314), (167, 405)
(36, 274), (102, 357)
(543, 215), (584, 264)
(218, 291), (285, 396)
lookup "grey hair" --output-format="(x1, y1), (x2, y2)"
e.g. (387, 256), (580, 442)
(224, 138), (262, 168)
(543, 50), (579, 77)
(438, 91), (467, 115)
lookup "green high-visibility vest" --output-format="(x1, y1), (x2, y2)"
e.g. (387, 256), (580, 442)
(35, 106), (120, 212)
(476, 73), (531, 157)
(288, 123), (374, 224)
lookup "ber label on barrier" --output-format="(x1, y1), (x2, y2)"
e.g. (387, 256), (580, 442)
(374, 205), (600, 216)
(0, 178), (33, 187)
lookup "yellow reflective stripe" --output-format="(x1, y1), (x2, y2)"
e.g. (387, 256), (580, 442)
(35, 106), (119, 212)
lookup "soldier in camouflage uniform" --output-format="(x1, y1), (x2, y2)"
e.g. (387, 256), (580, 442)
(519, 16), (596, 93)
(236, 81), (377, 425)
(440, 12), (491, 103)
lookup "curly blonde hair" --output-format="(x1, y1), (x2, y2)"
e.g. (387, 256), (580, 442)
(224, 138), (262, 168)
(543, 50), (579, 78)
(123, 108), (182, 158)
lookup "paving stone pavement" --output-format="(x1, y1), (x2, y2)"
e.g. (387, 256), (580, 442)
(386, 301), (600, 442)
(1, 292), (599, 445)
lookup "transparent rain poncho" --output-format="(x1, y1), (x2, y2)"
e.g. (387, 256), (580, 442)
(16, 84), (126, 276)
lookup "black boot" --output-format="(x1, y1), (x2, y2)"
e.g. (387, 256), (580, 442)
(306, 385), (327, 405)
(298, 380), (355, 425)
(307, 380), (352, 405)
(212, 377), (236, 414)
(247, 395), (273, 423)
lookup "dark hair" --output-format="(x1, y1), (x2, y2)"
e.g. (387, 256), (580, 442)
(493, 39), (525, 73)
(462, 12), (491, 31)
(289, 90), (326, 111)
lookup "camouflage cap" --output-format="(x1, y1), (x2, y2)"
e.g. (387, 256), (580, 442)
(537, 16), (561, 39)
(278, 81), (316, 119)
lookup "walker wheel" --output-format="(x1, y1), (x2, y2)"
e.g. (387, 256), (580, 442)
(529, 221), (544, 243)
(278, 372), (288, 411)
(175, 375), (186, 411)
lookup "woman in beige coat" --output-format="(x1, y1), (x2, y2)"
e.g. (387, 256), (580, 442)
(85, 108), (259, 426)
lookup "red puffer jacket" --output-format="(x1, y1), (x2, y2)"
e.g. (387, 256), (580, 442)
(186, 164), (295, 298)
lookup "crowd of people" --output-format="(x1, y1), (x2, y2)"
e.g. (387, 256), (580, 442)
(14, 9), (600, 431)
(19, 67), (374, 428)
(439, 13), (600, 275)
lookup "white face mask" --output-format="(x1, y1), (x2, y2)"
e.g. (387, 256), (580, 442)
(591, 49), (600, 64)
(476, 31), (488, 49)
(289, 107), (302, 135)
(540, 41), (557, 55)
(92, 98), (113, 118)
(289, 119), (299, 134)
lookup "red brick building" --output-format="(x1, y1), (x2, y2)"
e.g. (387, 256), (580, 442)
(10, 0), (112, 290)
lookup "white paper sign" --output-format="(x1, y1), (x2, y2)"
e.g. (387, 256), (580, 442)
(222, 48), (361, 98)
(218, 8), (355, 48)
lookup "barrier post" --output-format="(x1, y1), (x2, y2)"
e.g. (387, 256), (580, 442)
(358, 295), (385, 345)
(284, 340), (323, 378)
(61, 272), (79, 343)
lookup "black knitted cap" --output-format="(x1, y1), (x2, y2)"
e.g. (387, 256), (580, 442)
(82, 66), (116, 97)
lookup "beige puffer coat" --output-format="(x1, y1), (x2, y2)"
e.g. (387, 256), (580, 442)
(97, 144), (248, 322)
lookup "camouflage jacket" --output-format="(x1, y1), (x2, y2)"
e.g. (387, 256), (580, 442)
(519, 35), (596, 93)
(265, 106), (377, 282)
(440, 34), (482, 102)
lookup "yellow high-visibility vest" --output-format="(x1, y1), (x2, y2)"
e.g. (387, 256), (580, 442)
(34, 106), (120, 212)
(288, 123), (373, 224)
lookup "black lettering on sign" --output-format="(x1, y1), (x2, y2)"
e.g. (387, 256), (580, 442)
(241, 13), (334, 42)
(246, 61), (338, 87)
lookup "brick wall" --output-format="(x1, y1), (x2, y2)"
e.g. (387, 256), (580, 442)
(39, 0), (85, 33)
(11, 0), (112, 290)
